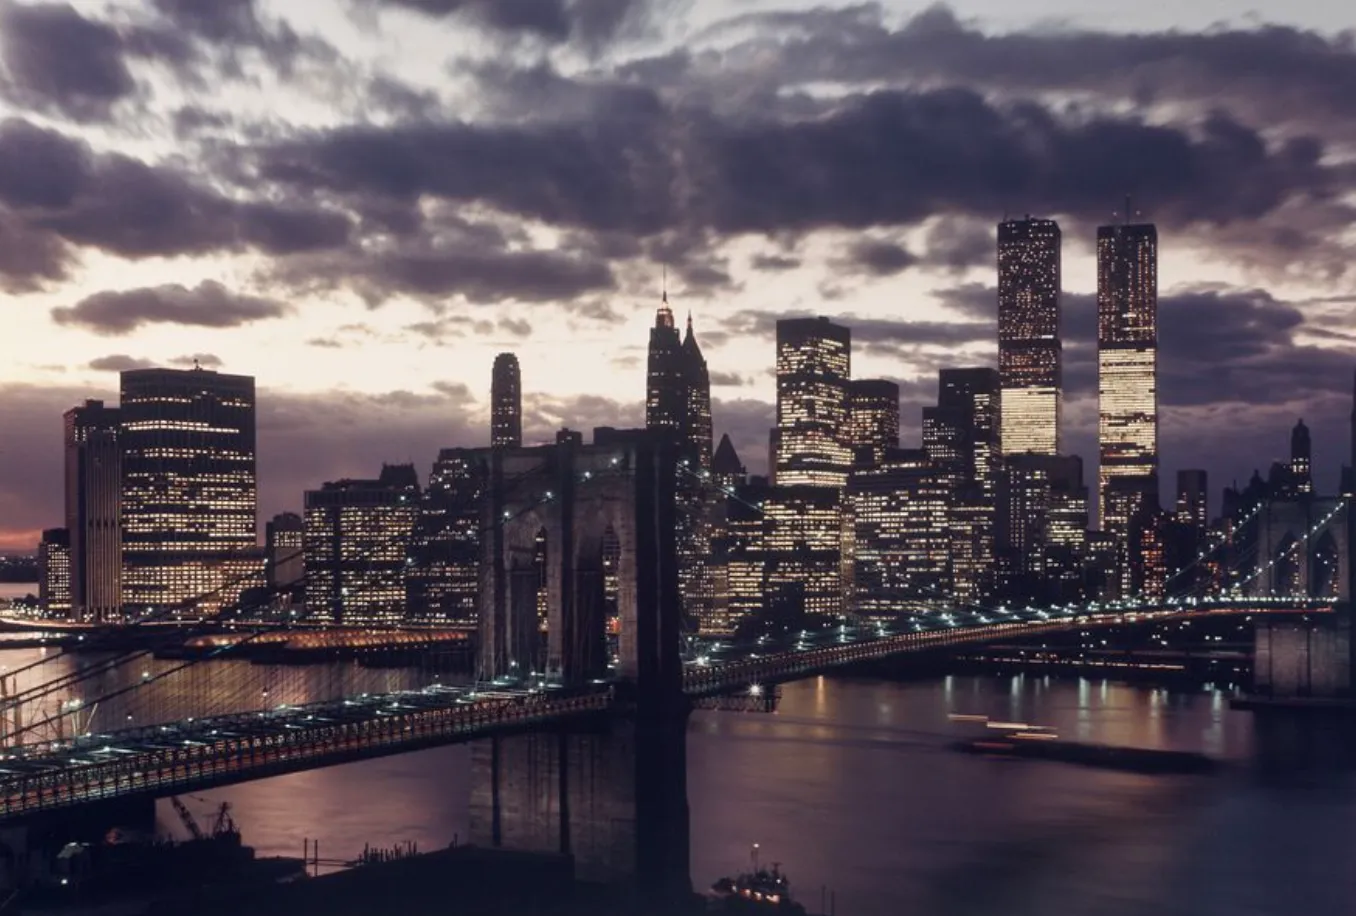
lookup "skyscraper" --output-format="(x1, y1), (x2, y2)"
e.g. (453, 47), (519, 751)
(923, 368), (1001, 600)
(64, 399), (121, 622)
(1175, 470), (1208, 529)
(847, 379), (900, 467)
(304, 464), (420, 626)
(491, 353), (522, 448)
(1097, 219), (1159, 534)
(646, 294), (686, 434)
(1290, 419), (1313, 496)
(775, 317), (852, 487)
(408, 448), (485, 623)
(849, 461), (951, 620)
(265, 512), (304, 590)
(120, 367), (258, 617)
(998, 217), (1062, 456)
(682, 315), (713, 472)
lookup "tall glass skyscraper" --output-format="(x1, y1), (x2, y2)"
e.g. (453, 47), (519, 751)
(120, 367), (258, 617)
(775, 317), (852, 487)
(64, 399), (122, 622)
(491, 353), (522, 448)
(1097, 221), (1159, 533)
(998, 217), (1062, 456)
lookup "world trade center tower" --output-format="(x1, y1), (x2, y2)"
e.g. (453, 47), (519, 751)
(997, 217), (1062, 456)
(1097, 220), (1159, 533)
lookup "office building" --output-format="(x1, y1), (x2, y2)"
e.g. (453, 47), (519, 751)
(923, 368), (1001, 601)
(775, 317), (852, 487)
(63, 399), (121, 622)
(1097, 219), (1159, 533)
(763, 486), (847, 620)
(997, 454), (1088, 603)
(408, 449), (485, 624)
(120, 367), (258, 618)
(1175, 470), (1208, 529)
(847, 379), (900, 467)
(849, 462), (951, 621)
(712, 434), (747, 493)
(265, 512), (304, 590)
(998, 217), (1062, 456)
(1290, 419), (1313, 496)
(38, 528), (71, 617)
(304, 464), (420, 626)
(491, 353), (522, 448)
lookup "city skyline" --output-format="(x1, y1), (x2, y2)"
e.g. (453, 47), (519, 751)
(3, 0), (1356, 550)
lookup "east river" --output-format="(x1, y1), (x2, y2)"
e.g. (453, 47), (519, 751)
(2, 617), (1356, 914)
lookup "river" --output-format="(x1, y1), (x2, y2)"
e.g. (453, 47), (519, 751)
(3, 639), (1355, 914)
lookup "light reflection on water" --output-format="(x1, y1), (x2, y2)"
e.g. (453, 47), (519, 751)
(5, 644), (1354, 916)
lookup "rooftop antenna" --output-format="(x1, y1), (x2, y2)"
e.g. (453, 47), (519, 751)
(662, 264), (668, 305)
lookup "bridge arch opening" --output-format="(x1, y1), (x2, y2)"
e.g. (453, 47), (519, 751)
(1272, 532), (1301, 597)
(1310, 529), (1340, 598)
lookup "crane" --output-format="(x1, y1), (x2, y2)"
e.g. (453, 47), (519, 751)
(168, 796), (204, 841)
(168, 797), (237, 841)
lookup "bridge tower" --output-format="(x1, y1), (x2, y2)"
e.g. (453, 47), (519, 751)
(472, 433), (690, 896)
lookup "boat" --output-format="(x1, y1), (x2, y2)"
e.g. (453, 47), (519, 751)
(708, 844), (808, 914)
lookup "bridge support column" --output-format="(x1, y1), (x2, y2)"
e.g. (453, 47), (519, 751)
(468, 710), (690, 896)
(1254, 616), (1353, 698)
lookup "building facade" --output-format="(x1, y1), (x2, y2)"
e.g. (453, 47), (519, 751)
(998, 217), (1062, 456)
(408, 448), (486, 624)
(265, 512), (305, 590)
(38, 528), (72, 617)
(303, 464), (420, 626)
(120, 367), (258, 618)
(847, 379), (900, 467)
(491, 353), (523, 448)
(775, 317), (852, 488)
(1097, 221), (1159, 535)
(848, 461), (951, 621)
(63, 399), (122, 622)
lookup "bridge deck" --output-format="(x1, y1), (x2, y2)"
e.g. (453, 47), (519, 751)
(0, 601), (1330, 824)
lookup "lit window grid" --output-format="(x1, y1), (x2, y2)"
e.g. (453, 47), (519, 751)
(848, 474), (951, 617)
(1000, 386), (1059, 456)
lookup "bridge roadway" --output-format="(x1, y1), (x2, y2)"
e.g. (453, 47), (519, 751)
(0, 599), (1330, 824)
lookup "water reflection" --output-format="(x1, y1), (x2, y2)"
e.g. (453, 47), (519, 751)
(4, 650), (1352, 916)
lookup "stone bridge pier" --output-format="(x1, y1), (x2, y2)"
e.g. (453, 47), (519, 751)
(471, 432), (691, 895)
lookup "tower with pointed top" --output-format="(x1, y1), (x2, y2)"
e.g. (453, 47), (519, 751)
(1291, 419), (1313, 496)
(682, 312), (714, 472)
(645, 290), (686, 434)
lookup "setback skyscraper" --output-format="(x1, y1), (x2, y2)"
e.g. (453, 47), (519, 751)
(64, 399), (122, 622)
(120, 367), (258, 617)
(1097, 219), (1159, 534)
(646, 294), (686, 434)
(998, 217), (1062, 456)
(491, 353), (522, 448)
(775, 317), (852, 487)
(682, 315), (713, 472)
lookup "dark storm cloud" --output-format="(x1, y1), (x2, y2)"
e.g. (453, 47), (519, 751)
(256, 85), (1335, 249)
(718, 309), (991, 350)
(845, 239), (917, 276)
(52, 281), (290, 335)
(712, 5), (1356, 132)
(0, 208), (69, 290)
(374, 0), (649, 48)
(0, 118), (353, 264)
(750, 253), (801, 272)
(0, 2), (136, 121)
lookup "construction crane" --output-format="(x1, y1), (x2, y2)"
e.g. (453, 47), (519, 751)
(169, 796), (204, 841)
(168, 797), (237, 841)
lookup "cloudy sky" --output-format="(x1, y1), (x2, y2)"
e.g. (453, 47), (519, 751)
(1, 0), (1354, 552)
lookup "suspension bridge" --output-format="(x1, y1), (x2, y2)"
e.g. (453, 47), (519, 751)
(0, 434), (1343, 831)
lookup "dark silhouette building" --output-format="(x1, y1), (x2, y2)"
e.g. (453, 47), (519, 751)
(120, 367), (258, 617)
(63, 399), (121, 622)
(774, 317), (852, 488)
(1175, 470), (1208, 529)
(491, 353), (522, 448)
(265, 512), (304, 590)
(998, 217), (1062, 456)
(923, 368), (1001, 601)
(711, 434), (747, 492)
(1290, 419), (1313, 496)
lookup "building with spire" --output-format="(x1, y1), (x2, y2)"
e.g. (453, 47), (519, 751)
(682, 313), (713, 472)
(491, 353), (522, 448)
